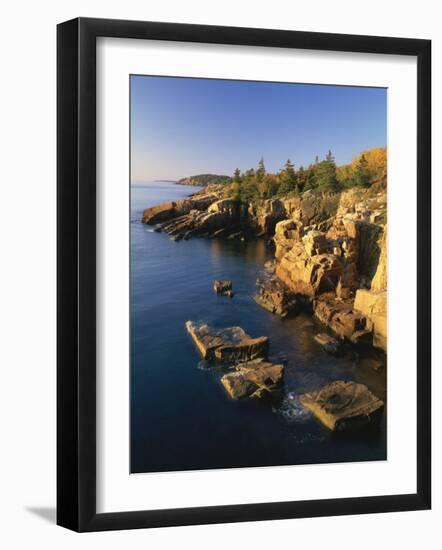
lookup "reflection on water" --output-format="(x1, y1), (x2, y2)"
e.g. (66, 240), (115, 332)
(130, 182), (386, 474)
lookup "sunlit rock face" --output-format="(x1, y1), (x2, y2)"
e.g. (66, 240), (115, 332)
(144, 183), (388, 352)
(300, 381), (384, 432)
(276, 245), (344, 298)
(221, 359), (285, 400)
(354, 289), (387, 352)
(253, 278), (298, 318)
(274, 219), (303, 260)
(264, 187), (387, 348)
(370, 226), (387, 292)
(185, 321), (269, 363)
(185, 321), (284, 400)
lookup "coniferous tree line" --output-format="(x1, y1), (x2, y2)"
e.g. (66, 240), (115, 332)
(226, 147), (386, 203)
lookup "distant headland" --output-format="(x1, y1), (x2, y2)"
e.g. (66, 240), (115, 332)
(177, 174), (232, 186)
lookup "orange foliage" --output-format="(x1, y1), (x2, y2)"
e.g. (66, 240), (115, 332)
(353, 147), (387, 182)
(337, 146), (387, 186)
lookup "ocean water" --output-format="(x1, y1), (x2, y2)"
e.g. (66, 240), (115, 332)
(130, 181), (386, 473)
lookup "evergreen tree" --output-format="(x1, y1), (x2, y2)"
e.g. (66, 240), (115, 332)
(233, 168), (241, 183)
(296, 165), (307, 192)
(315, 150), (340, 192)
(256, 157), (266, 182)
(353, 154), (371, 188)
(326, 149), (334, 163)
(278, 159), (298, 195)
(304, 164), (318, 191)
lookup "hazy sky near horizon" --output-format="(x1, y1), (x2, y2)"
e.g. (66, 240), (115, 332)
(131, 75), (386, 183)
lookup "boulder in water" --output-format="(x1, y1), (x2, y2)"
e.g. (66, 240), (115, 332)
(213, 280), (234, 297)
(314, 333), (341, 355)
(299, 380), (384, 432)
(185, 321), (268, 362)
(221, 359), (285, 399)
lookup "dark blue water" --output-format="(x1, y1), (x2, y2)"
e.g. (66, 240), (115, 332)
(130, 182), (386, 473)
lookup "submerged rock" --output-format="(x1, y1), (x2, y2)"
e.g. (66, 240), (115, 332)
(221, 359), (285, 399)
(185, 321), (269, 363)
(213, 280), (234, 297)
(299, 380), (384, 432)
(314, 333), (341, 355)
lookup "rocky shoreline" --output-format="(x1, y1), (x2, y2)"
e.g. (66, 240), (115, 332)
(142, 183), (387, 431)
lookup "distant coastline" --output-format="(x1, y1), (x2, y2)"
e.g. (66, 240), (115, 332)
(177, 174), (231, 186)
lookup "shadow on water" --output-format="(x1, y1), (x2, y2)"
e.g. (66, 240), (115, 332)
(130, 183), (387, 474)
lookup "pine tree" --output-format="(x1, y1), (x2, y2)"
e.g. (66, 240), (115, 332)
(296, 165), (307, 192)
(304, 164), (318, 191)
(233, 168), (241, 183)
(316, 150), (340, 192)
(278, 159), (298, 195)
(256, 157), (266, 182)
(326, 149), (334, 163)
(353, 154), (371, 188)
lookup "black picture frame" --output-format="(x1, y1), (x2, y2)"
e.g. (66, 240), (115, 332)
(57, 17), (431, 532)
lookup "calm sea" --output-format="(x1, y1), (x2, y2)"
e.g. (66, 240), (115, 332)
(130, 181), (386, 473)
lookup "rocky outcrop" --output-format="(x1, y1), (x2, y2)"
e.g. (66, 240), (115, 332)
(371, 226), (387, 291)
(221, 359), (285, 399)
(213, 280), (234, 297)
(276, 243), (344, 297)
(185, 321), (269, 363)
(336, 262), (359, 300)
(264, 188), (387, 350)
(145, 183), (388, 354)
(313, 293), (371, 345)
(283, 190), (341, 227)
(142, 188), (248, 240)
(161, 203), (239, 240)
(354, 289), (387, 351)
(208, 198), (237, 215)
(141, 201), (177, 225)
(274, 219), (303, 260)
(299, 381), (384, 431)
(247, 198), (287, 235)
(186, 322), (284, 400)
(254, 278), (298, 318)
(143, 187), (287, 239)
(142, 191), (217, 224)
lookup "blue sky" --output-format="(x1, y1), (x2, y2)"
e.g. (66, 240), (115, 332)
(131, 75), (386, 182)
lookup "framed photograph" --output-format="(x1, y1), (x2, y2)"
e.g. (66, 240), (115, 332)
(57, 17), (431, 531)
